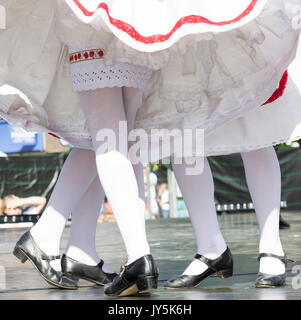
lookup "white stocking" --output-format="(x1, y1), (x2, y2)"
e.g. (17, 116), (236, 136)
(64, 88), (146, 270)
(172, 157), (227, 275)
(78, 87), (150, 265)
(241, 147), (285, 275)
(65, 176), (114, 273)
(30, 148), (98, 270)
(123, 87), (147, 233)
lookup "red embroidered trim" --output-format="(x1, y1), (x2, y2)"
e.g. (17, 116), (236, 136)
(71, 0), (260, 44)
(69, 49), (105, 64)
(48, 133), (61, 139)
(262, 71), (288, 106)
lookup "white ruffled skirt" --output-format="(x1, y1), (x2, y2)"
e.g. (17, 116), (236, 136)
(205, 76), (301, 156)
(0, 0), (301, 159)
(64, 0), (269, 52)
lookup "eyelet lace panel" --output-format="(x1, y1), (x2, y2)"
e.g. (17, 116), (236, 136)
(70, 60), (152, 92)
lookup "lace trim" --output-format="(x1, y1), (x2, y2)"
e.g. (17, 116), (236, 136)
(2, 112), (301, 155)
(204, 135), (301, 156)
(49, 126), (301, 156)
(70, 59), (152, 92)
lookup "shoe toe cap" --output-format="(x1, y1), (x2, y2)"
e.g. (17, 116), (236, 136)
(164, 275), (191, 289)
(255, 272), (286, 287)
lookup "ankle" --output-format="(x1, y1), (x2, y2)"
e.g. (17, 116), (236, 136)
(197, 236), (227, 260)
(65, 246), (100, 266)
(30, 229), (60, 256)
(127, 251), (151, 265)
(259, 243), (284, 257)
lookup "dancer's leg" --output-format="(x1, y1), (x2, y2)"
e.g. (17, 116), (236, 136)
(172, 157), (227, 275)
(241, 147), (285, 275)
(64, 176), (114, 273)
(78, 87), (150, 265)
(123, 87), (146, 231)
(30, 148), (98, 270)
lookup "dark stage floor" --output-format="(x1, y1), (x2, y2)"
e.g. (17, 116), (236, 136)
(0, 212), (301, 300)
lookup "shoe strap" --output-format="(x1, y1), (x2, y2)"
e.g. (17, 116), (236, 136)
(257, 253), (294, 266)
(41, 254), (61, 261)
(98, 259), (104, 268)
(194, 254), (214, 269)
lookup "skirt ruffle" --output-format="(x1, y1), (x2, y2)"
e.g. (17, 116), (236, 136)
(54, 0), (301, 71)
(65, 0), (269, 52)
(2, 76), (301, 158)
(204, 76), (301, 156)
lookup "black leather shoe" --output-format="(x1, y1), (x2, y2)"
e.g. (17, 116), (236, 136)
(13, 231), (78, 290)
(279, 216), (290, 229)
(61, 254), (117, 286)
(255, 253), (293, 288)
(104, 254), (159, 297)
(164, 247), (233, 289)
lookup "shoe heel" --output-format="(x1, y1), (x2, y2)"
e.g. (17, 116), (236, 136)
(217, 269), (233, 279)
(137, 276), (158, 293)
(13, 246), (28, 263)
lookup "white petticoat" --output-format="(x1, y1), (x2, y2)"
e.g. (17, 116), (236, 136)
(204, 76), (301, 156)
(0, 0), (301, 160)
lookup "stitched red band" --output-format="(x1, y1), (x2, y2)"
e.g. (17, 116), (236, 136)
(69, 49), (105, 64)
(48, 133), (60, 139)
(71, 0), (260, 44)
(262, 71), (288, 106)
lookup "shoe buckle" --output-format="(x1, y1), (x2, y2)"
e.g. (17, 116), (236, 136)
(42, 255), (61, 261)
(284, 256), (295, 265)
(120, 264), (126, 277)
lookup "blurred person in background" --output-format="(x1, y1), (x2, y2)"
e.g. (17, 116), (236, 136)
(0, 194), (46, 216)
(98, 197), (116, 223)
(157, 183), (170, 219)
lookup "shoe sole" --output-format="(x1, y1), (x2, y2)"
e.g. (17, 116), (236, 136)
(13, 246), (78, 290)
(105, 286), (157, 298)
(255, 283), (285, 288)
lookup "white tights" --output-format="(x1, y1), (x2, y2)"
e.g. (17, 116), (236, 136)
(31, 87), (149, 270)
(31, 89), (283, 276)
(172, 147), (285, 276)
(30, 148), (99, 270)
(31, 147), (115, 272)
(65, 177), (104, 265)
(241, 147), (285, 275)
(172, 157), (227, 275)
(78, 87), (150, 265)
